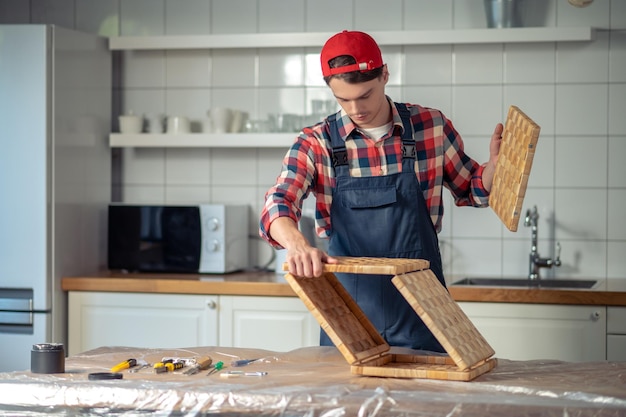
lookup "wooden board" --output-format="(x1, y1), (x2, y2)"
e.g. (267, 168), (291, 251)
(282, 256), (429, 275)
(490, 105), (540, 232)
(284, 257), (497, 381)
(391, 270), (495, 370)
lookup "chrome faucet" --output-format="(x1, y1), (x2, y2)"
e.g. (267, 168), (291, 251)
(524, 206), (561, 280)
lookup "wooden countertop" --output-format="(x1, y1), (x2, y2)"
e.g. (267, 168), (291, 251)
(61, 271), (626, 306)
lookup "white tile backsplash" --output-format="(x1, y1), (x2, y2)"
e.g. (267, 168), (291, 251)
(555, 136), (608, 187)
(9, 0), (624, 280)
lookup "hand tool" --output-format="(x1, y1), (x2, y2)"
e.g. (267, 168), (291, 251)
(128, 360), (151, 373)
(154, 360), (185, 374)
(110, 359), (137, 373)
(206, 361), (224, 376)
(183, 356), (212, 375)
(219, 371), (267, 377)
(230, 358), (259, 367)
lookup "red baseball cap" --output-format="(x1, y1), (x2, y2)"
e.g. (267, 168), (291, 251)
(320, 30), (384, 77)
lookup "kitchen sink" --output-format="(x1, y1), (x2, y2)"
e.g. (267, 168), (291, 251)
(451, 277), (599, 289)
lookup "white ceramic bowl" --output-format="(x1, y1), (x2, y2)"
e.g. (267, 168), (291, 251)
(118, 115), (143, 133)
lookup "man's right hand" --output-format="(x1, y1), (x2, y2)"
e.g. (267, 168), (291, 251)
(269, 217), (338, 278)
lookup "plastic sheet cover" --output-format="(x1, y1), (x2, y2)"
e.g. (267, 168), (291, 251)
(0, 345), (624, 416)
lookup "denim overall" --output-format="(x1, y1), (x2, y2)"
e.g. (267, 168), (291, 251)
(321, 103), (445, 352)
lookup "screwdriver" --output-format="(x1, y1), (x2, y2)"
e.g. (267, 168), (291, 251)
(231, 359), (259, 367)
(183, 356), (213, 375)
(154, 360), (184, 373)
(206, 361), (224, 376)
(110, 359), (137, 373)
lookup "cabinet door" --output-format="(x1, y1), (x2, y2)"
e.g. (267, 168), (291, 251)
(457, 303), (606, 362)
(219, 296), (319, 352)
(68, 292), (218, 356)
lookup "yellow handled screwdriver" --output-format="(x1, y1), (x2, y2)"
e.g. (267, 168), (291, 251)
(110, 359), (137, 373)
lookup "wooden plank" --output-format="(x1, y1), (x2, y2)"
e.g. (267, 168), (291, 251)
(282, 256), (430, 275)
(490, 105), (541, 232)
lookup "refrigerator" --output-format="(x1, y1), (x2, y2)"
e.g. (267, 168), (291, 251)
(0, 25), (111, 372)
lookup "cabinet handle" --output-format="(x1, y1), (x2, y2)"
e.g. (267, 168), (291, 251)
(207, 300), (217, 309)
(591, 311), (601, 321)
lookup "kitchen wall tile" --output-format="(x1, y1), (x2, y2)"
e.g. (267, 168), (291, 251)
(439, 193), (454, 240)
(258, 148), (288, 189)
(165, 185), (211, 203)
(305, 87), (338, 116)
(404, 0), (453, 30)
(404, 45), (453, 86)
(211, 149), (258, 185)
(449, 238), (502, 277)
(452, 85), (503, 135)
(165, 0), (210, 35)
(259, 49), (304, 87)
(502, 239), (531, 278)
(76, 0), (119, 36)
(211, 88), (257, 119)
(611, 0), (626, 29)
(556, 0), (610, 28)
(165, 88), (211, 132)
(165, 50), (211, 88)
(454, 44), (503, 84)
(211, 49), (257, 87)
(555, 240), (606, 279)
(258, 88), (306, 121)
(607, 189), (626, 240)
(556, 31), (609, 83)
(527, 135), (555, 188)
(555, 188), (607, 240)
(121, 148), (165, 185)
(504, 43), (555, 84)
(609, 31), (626, 82)
(305, 0), (353, 32)
(0, 0), (30, 23)
(211, 185), (258, 206)
(452, 0), (491, 29)
(354, 0), (402, 31)
(258, 0), (304, 33)
(608, 84), (626, 135)
(120, 0), (165, 36)
(608, 136), (626, 187)
(607, 241), (626, 279)
(450, 203), (502, 239)
(555, 136), (607, 187)
(555, 84), (608, 135)
(502, 188), (556, 240)
(121, 50), (166, 88)
(403, 86), (453, 117)
(518, 0), (557, 27)
(503, 85), (555, 135)
(165, 148), (211, 185)
(211, 0), (257, 34)
(119, 90), (166, 128)
(31, 0), (74, 28)
(380, 46), (403, 86)
(121, 185), (166, 203)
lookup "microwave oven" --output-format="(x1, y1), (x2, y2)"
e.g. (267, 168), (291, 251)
(108, 204), (249, 274)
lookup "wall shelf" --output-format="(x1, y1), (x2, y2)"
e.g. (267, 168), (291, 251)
(109, 133), (295, 148)
(109, 27), (595, 50)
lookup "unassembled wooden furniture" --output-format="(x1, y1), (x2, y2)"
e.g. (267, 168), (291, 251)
(489, 105), (541, 232)
(284, 257), (497, 381)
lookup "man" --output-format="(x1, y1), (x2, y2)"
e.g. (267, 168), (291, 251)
(260, 30), (502, 351)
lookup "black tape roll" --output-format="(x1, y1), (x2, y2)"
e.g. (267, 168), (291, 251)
(88, 372), (123, 380)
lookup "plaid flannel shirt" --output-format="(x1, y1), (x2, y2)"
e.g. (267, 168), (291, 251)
(260, 97), (490, 248)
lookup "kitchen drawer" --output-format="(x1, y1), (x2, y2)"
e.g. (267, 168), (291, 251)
(607, 335), (626, 362)
(607, 307), (626, 334)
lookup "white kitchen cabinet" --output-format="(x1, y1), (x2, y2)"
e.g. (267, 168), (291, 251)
(607, 307), (626, 361)
(68, 292), (319, 356)
(457, 302), (606, 362)
(68, 292), (218, 356)
(218, 295), (319, 352)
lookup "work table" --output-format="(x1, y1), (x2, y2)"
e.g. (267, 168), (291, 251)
(0, 345), (624, 416)
(61, 271), (626, 306)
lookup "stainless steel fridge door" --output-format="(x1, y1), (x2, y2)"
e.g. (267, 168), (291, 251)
(0, 312), (51, 373)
